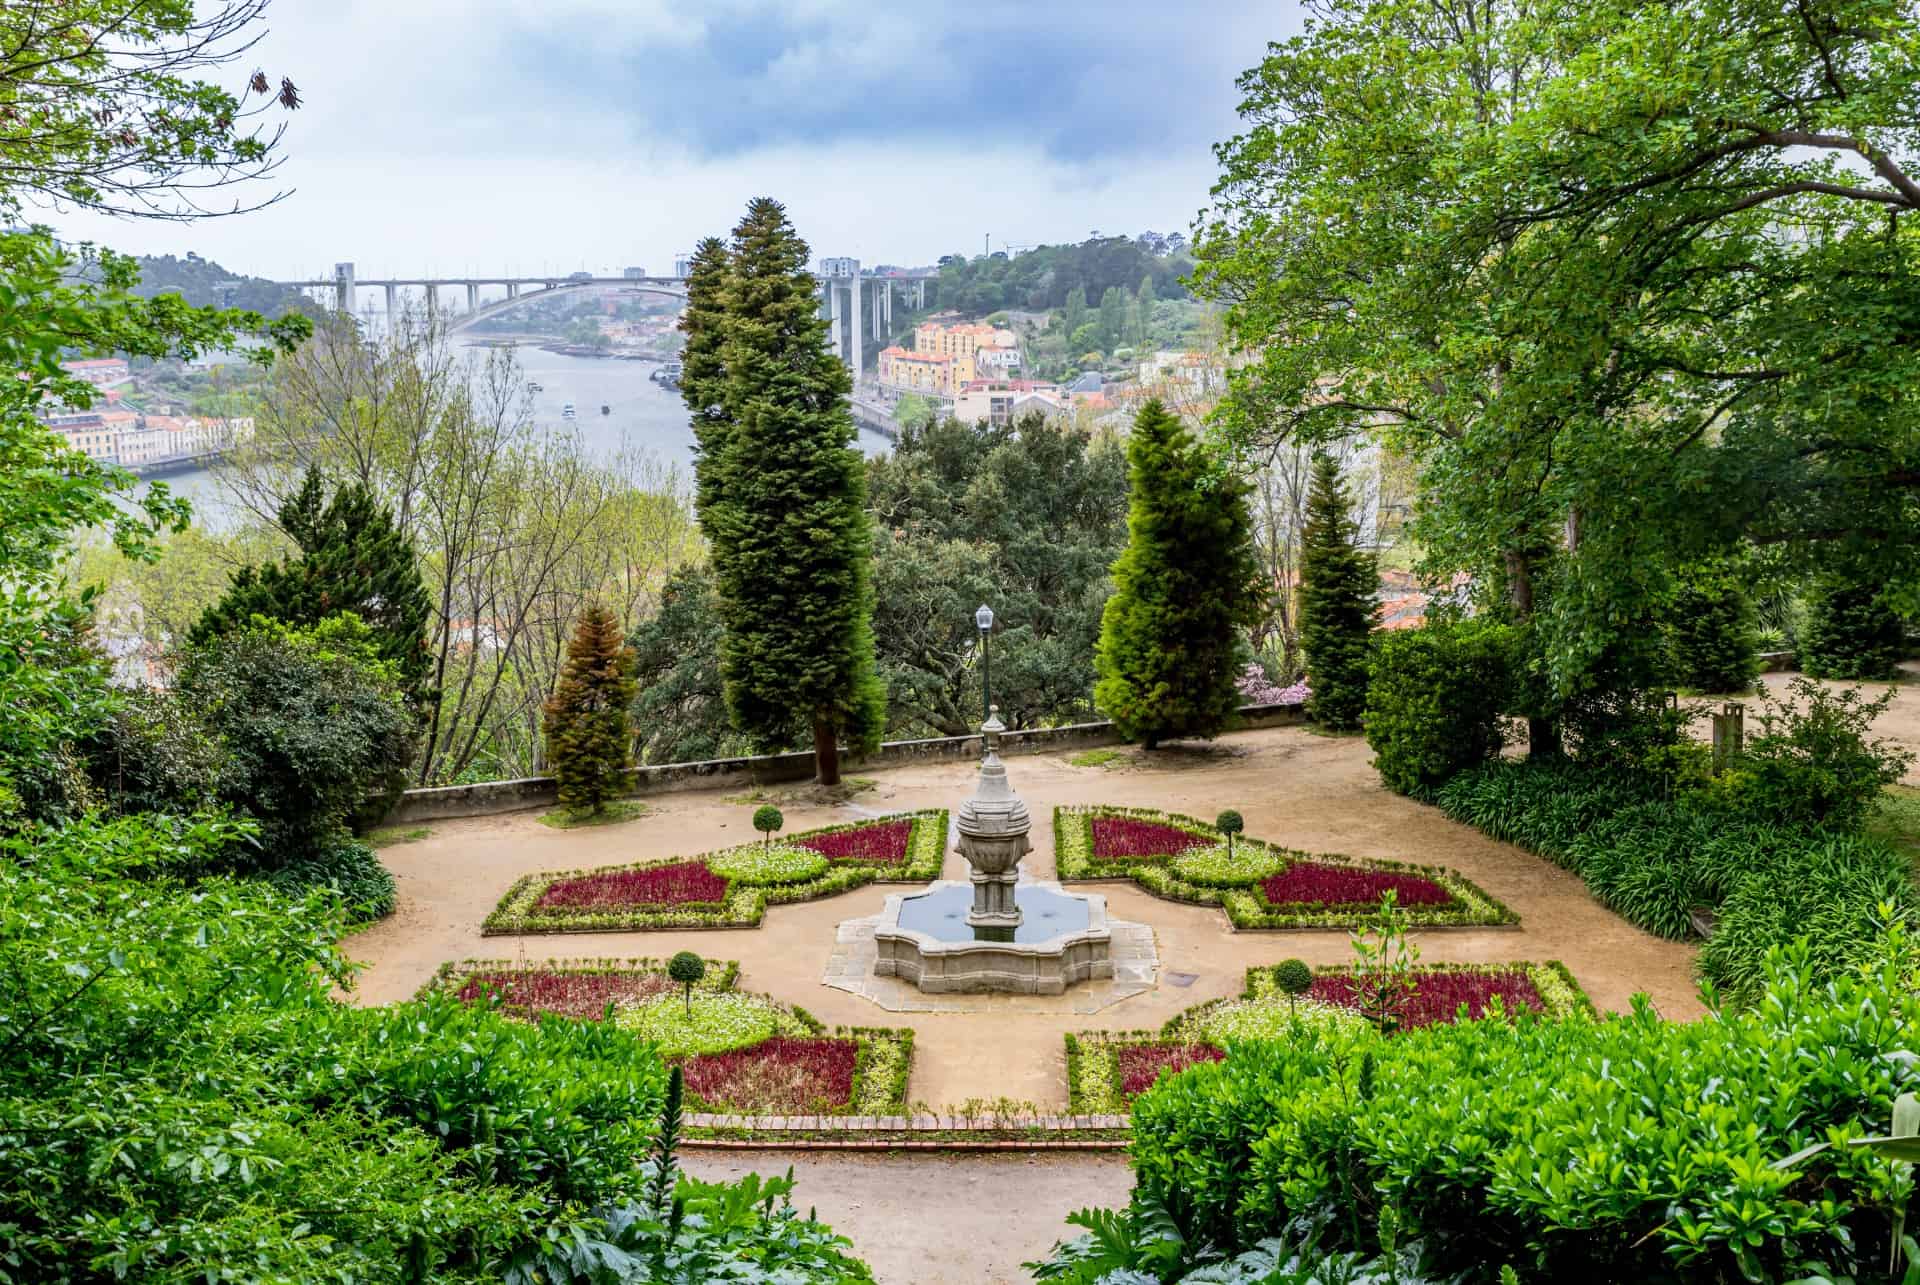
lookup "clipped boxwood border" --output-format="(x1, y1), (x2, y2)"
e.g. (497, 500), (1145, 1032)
(482, 809), (948, 934)
(424, 958), (912, 1117)
(1053, 805), (1517, 929)
(1067, 960), (1591, 1112)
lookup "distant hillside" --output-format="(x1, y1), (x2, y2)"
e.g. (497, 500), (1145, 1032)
(928, 235), (1192, 315)
(130, 252), (320, 319)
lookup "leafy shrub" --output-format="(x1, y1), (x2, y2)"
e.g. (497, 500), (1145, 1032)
(616, 991), (791, 1056)
(265, 835), (395, 924)
(1801, 578), (1905, 679)
(1714, 677), (1914, 830)
(1125, 933), (1920, 1281)
(1667, 574), (1760, 693)
(1364, 620), (1511, 796)
(543, 601), (638, 816)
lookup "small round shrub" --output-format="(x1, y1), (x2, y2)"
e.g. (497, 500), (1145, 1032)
(1215, 809), (1244, 857)
(668, 950), (707, 1015)
(1667, 576), (1759, 694)
(1273, 958), (1314, 999)
(1365, 620), (1513, 797)
(752, 804), (785, 847)
(707, 843), (829, 886)
(1801, 579), (1904, 680)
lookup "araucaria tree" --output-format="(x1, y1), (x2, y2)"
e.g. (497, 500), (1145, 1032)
(192, 467), (433, 715)
(1298, 452), (1376, 729)
(543, 602), (637, 815)
(1095, 399), (1262, 748)
(698, 198), (885, 784)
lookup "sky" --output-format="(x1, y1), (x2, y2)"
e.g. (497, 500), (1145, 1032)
(45, 1), (1302, 281)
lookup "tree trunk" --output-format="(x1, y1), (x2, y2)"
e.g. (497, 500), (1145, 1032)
(1503, 548), (1561, 759)
(813, 719), (841, 786)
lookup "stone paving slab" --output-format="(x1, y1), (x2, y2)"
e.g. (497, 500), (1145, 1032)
(821, 913), (1159, 1013)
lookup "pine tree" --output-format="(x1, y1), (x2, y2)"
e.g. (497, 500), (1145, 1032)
(1094, 399), (1262, 748)
(190, 467), (433, 714)
(543, 601), (636, 815)
(1298, 452), (1377, 730)
(678, 235), (733, 527)
(704, 197), (885, 784)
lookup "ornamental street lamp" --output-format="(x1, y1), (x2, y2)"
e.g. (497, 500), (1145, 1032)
(975, 603), (994, 723)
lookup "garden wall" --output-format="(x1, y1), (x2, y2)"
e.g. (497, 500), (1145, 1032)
(382, 703), (1308, 824)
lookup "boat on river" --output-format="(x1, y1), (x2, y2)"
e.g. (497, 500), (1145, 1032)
(561, 401), (576, 420)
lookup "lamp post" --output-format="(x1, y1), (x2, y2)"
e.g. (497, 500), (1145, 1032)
(975, 603), (994, 723)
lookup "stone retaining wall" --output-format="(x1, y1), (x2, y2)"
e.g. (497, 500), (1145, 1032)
(383, 703), (1307, 824)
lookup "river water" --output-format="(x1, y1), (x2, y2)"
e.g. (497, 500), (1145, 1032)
(152, 341), (891, 533)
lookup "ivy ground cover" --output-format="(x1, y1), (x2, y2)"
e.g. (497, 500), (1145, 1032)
(1066, 959), (1588, 1112)
(428, 959), (911, 1116)
(484, 809), (947, 933)
(1054, 805), (1515, 928)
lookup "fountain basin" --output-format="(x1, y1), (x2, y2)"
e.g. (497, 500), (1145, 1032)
(872, 881), (1112, 995)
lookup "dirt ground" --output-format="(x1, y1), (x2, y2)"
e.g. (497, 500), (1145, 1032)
(681, 1149), (1133, 1285)
(344, 721), (1716, 1108)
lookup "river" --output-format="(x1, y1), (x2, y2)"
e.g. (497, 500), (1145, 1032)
(150, 341), (892, 533)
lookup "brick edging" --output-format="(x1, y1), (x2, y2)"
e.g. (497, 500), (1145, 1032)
(681, 1111), (1132, 1151)
(684, 1111), (1130, 1131)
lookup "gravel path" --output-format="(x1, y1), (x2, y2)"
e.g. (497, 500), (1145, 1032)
(681, 1149), (1133, 1284)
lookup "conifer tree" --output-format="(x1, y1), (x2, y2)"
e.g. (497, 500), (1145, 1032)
(705, 197), (885, 784)
(191, 467), (433, 714)
(678, 235), (733, 526)
(543, 601), (636, 815)
(1094, 399), (1261, 748)
(1298, 452), (1377, 730)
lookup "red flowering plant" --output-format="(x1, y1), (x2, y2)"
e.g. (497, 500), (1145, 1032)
(1053, 805), (1517, 930)
(798, 819), (913, 864)
(534, 860), (730, 911)
(682, 1036), (860, 1113)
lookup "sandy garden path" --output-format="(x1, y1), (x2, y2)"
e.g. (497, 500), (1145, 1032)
(343, 723), (1708, 1109)
(681, 1148), (1133, 1285)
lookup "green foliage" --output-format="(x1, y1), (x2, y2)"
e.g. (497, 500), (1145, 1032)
(1437, 758), (1917, 1001)
(702, 198), (885, 775)
(931, 235), (1189, 316)
(1273, 958), (1314, 1000)
(190, 467), (435, 715)
(752, 804), (785, 843)
(1096, 400), (1262, 747)
(1125, 933), (1920, 1281)
(544, 602), (638, 816)
(1363, 621), (1511, 796)
(668, 952), (707, 1016)
(1667, 573), (1760, 694)
(128, 251), (319, 319)
(867, 412), (1128, 737)
(175, 613), (416, 864)
(1802, 578), (1906, 680)
(1299, 453), (1376, 730)
(266, 835), (396, 925)
(1725, 678), (1915, 830)
(626, 564), (747, 766)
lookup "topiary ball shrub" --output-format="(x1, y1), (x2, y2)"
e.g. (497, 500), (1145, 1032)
(1801, 579), (1904, 680)
(1273, 958), (1314, 1009)
(668, 950), (707, 1016)
(1667, 575), (1759, 694)
(1365, 620), (1513, 797)
(1216, 809), (1244, 855)
(752, 805), (785, 848)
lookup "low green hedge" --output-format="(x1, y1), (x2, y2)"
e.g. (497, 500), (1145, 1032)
(1435, 760), (1912, 1000)
(1053, 805), (1517, 929)
(482, 809), (947, 933)
(1126, 933), (1920, 1281)
(1364, 619), (1513, 797)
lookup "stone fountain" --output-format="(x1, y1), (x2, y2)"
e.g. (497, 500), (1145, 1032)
(871, 709), (1113, 994)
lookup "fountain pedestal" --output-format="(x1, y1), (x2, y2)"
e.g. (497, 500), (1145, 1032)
(870, 709), (1114, 995)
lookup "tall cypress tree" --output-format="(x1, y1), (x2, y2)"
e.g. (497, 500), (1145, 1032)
(705, 197), (885, 784)
(543, 601), (636, 815)
(1094, 399), (1261, 748)
(190, 467), (433, 715)
(1298, 451), (1377, 730)
(678, 235), (733, 527)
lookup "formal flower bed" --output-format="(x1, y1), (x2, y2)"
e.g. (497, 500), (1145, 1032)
(483, 809), (947, 933)
(1067, 960), (1589, 1112)
(427, 959), (910, 1116)
(1054, 806), (1516, 928)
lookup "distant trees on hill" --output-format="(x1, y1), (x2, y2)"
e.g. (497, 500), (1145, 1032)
(126, 251), (320, 319)
(932, 236), (1190, 315)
